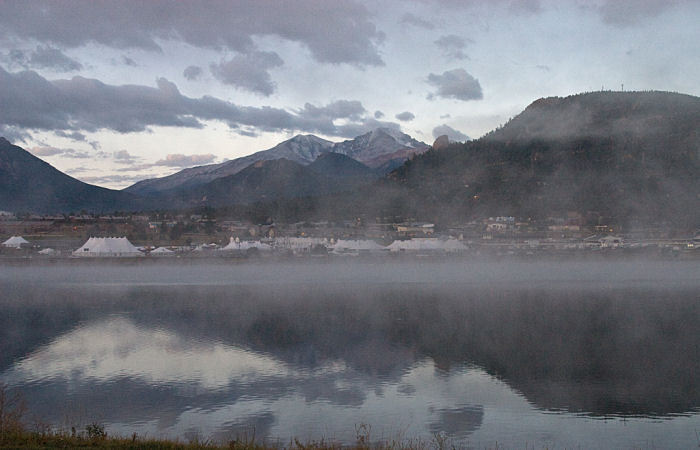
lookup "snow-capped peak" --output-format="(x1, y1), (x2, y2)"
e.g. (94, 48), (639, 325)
(369, 127), (416, 148)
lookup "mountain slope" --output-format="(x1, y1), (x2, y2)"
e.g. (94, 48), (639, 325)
(168, 156), (377, 208)
(307, 152), (378, 179)
(125, 134), (334, 195)
(125, 128), (428, 195)
(0, 138), (140, 213)
(390, 91), (700, 228)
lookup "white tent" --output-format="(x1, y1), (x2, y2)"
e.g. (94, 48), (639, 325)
(73, 237), (143, 257)
(38, 248), (58, 255)
(150, 247), (175, 256)
(599, 235), (624, 248)
(221, 237), (273, 252)
(274, 237), (329, 253)
(2, 236), (30, 248)
(387, 238), (466, 253)
(440, 238), (468, 252)
(331, 239), (386, 254)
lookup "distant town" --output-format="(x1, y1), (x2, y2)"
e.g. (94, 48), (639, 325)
(1, 210), (698, 259)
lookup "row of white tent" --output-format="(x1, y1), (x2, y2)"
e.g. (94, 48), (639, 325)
(68, 236), (469, 257)
(218, 236), (468, 254)
(3, 235), (468, 257)
(9, 234), (700, 258)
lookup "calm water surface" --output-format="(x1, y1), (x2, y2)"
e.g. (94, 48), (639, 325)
(1, 260), (700, 449)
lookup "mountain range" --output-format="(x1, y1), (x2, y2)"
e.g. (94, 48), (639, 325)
(1, 91), (699, 230)
(164, 152), (380, 209)
(125, 128), (428, 196)
(0, 127), (427, 213)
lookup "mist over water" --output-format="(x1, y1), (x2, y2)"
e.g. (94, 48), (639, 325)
(1, 259), (700, 448)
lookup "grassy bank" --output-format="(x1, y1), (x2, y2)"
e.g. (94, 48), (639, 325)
(0, 424), (442, 450)
(0, 387), (443, 450)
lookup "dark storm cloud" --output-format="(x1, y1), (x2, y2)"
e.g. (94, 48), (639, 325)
(374, 110), (384, 119)
(210, 51), (284, 96)
(395, 111), (415, 122)
(426, 68), (483, 101)
(0, 67), (397, 138)
(399, 13), (435, 29)
(597, 0), (681, 26)
(432, 124), (469, 141)
(434, 35), (471, 60)
(0, 0), (384, 66)
(183, 65), (203, 81)
(0, 67), (203, 132)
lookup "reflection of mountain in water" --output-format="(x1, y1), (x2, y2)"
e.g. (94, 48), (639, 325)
(2, 276), (700, 431)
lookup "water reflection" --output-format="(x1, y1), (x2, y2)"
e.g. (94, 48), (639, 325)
(1, 261), (700, 447)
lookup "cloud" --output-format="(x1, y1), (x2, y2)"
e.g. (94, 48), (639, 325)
(434, 35), (471, 60)
(332, 119), (401, 139)
(508, 0), (541, 14)
(0, 125), (31, 143)
(5, 46), (82, 72)
(597, 0), (681, 26)
(298, 100), (366, 121)
(374, 110), (384, 119)
(0, 0), (384, 66)
(121, 55), (137, 66)
(395, 111), (415, 122)
(29, 45), (82, 71)
(183, 65), (203, 81)
(400, 13), (435, 29)
(210, 51), (284, 96)
(29, 146), (64, 157)
(154, 153), (218, 167)
(78, 174), (146, 186)
(54, 130), (86, 141)
(426, 68), (483, 101)
(8, 49), (26, 67)
(416, 0), (541, 14)
(432, 124), (470, 141)
(0, 68), (204, 133)
(0, 66), (398, 138)
(29, 146), (90, 158)
(113, 149), (141, 164)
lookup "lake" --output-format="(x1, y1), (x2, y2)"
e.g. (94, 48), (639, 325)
(1, 259), (699, 449)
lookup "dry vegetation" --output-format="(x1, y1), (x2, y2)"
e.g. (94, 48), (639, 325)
(0, 385), (456, 450)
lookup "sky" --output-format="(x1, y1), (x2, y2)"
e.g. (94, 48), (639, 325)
(1, 0), (699, 189)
